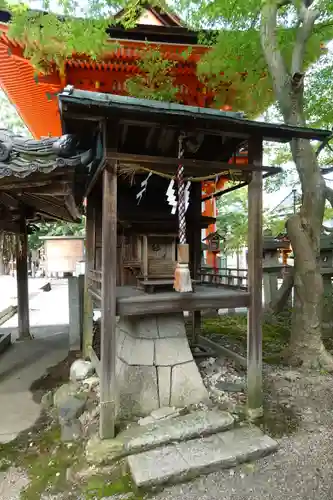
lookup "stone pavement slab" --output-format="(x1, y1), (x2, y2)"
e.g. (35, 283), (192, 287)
(128, 426), (278, 488)
(0, 335), (68, 443)
(86, 410), (234, 464)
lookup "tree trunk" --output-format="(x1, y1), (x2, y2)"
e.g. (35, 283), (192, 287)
(260, 1), (333, 369)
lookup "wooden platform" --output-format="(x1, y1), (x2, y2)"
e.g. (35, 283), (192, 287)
(115, 284), (250, 316)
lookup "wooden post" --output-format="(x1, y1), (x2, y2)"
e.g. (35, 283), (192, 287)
(100, 162), (117, 439)
(83, 194), (96, 357)
(142, 234), (148, 281)
(191, 181), (202, 345)
(16, 213), (30, 340)
(247, 138), (263, 419)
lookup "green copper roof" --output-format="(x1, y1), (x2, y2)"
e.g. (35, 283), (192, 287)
(59, 86), (331, 143)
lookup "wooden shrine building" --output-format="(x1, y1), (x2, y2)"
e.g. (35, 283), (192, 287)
(56, 87), (328, 437)
(0, 88), (330, 437)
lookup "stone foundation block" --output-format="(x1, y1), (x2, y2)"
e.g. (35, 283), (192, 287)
(115, 314), (209, 418)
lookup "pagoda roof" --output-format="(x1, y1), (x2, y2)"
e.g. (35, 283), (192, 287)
(0, 6), (208, 139)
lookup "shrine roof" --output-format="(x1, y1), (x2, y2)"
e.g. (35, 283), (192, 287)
(59, 87), (331, 143)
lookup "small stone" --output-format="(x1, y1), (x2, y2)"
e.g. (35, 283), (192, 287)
(57, 394), (87, 423)
(54, 383), (80, 408)
(70, 359), (95, 382)
(283, 371), (301, 382)
(138, 416), (155, 426)
(82, 376), (100, 391)
(41, 390), (54, 409)
(61, 420), (82, 442)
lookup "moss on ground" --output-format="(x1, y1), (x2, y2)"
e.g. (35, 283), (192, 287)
(200, 311), (292, 364)
(0, 416), (83, 498)
(0, 415), (145, 499)
(80, 472), (146, 499)
(0, 352), (143, 499)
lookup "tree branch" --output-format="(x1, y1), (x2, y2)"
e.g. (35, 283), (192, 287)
(322, 225), (333, 233)
(321, 166), (333, 175)
(325, 185), (333, 208)
(291, 2), (320, 76)
(260, 0), (293, 120)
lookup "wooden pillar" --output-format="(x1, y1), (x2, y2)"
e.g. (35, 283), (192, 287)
(247, 138), (263, 419)
(100, 162), (117, 439)
(191, 181), (202, 345)
(83, 193), (96, 357)
(16, 213), (30, 340)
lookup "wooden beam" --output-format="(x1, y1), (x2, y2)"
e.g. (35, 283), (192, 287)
(64, 194), (81, 221)
(0, 192), (20, 209)
(9, 182), (70, 196)
(100, 162), (117, 440)
(83, 194), (96, 357)
(19, 193), (75, 222)
(117, 288), (250, 316)
(106, 152), (282, 175)
(0, 221), (21, 234)
(247, 138), (263, 419)
(85, 120), (113, 198)
(16, 212), (30, 340)
(191, 181), (202, 345)
(201, 170), (279, 202)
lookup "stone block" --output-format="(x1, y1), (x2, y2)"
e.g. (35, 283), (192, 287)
(170, 361), (209, 407)
(119, 334), (154, 366)
(61, 420), (82, 442)
(150, 406), (179, 421)
(118, 364), (159, 417)
(86, 434), (125, 465)
(120, 409), (234, 454)
(70, 359), (95, 382)
(128, 445), (189, 488)
(155, 338), (192, 366)
(134, 315), (159, 339)
(157, 366), (171, 407)
(128, 426), (278, 488)
(157, 313), (186, 338)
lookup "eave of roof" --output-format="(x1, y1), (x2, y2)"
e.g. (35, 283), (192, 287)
(59, 88), (331, 143)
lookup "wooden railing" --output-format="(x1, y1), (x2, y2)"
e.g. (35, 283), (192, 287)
(199, 267), (249, 290)
(88, 268), (102, 303)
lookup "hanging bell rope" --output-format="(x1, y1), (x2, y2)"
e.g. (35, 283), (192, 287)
(173, 133), (192, 293)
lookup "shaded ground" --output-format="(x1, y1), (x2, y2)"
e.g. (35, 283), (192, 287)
(0, 336), (68, 444)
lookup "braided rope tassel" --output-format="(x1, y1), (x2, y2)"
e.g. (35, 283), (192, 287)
(173, 134), (192, 293)
(177, 137), (186, 245)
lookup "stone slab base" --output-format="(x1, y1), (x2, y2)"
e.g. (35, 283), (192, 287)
(116, 313), (209, 418)
(128, 426), (278, 488)
(86, 409), (234, 465)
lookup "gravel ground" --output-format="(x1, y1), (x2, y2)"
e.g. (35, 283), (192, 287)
(0, 467), (29, 500)
(2, 365), (333, 500)
(152, 368), (333, 500)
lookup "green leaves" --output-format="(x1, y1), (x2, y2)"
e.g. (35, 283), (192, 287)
(28, 219), (85, 251)
(125, 45), (179, 102)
